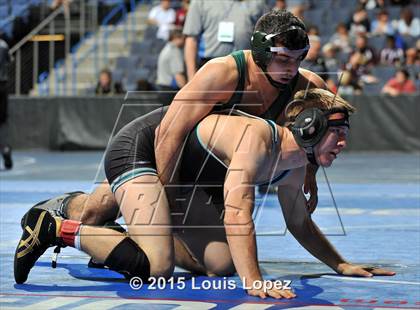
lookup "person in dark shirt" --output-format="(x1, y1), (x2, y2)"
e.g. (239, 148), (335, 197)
(95, 69), (124, 95)
(0, 37), (12, 170)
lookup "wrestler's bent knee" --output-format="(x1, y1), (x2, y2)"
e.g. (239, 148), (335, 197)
(149, 252), (175, 279)
(206, 258), (236, 277)
(104, 237), (150, 280)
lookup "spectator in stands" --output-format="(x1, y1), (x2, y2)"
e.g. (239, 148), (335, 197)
(354, 34), (377, 67)
(0, 37), (12, 170)
(359, 0), (386, 10)
(156, 29), (186, 105)
(340, 53), (365, 95)
(405, 39), (420, 66)
(156, 29), (186, 90)
(289, 4), (305, 21)
(382, 68), (416, 95)
(95, 69), (124, 96)
(392, 7), (420, 37)
(323, 43), (340, 71)
(371, 9), (395, 36)
(307, 25), (319, 36)
(345, 51), (379, 92)
(322, 43), (340, 93)
(329, 22), (352, 54)
(182, 0), (267, 81)
(347, 5), (371, 36)
(175, 0), (189, 28)
(380, 35), (404, 65)
(301, 35), (328, 81)
(273, 0), (287, 10)
(147, 0), (176, 41)
(136, 79), (154, 91)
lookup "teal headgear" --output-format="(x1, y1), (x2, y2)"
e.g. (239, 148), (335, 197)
(288, 104), (350, 165)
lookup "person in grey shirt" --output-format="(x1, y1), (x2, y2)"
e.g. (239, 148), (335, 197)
(0, 37), (12, 169)
(183, 0), (268, 80)
(156, 29), (186, 105)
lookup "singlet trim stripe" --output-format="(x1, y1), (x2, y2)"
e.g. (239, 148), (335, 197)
(266, 119), (279, 145)
(195, 123), (229, 169)
(111, 168), (158, 193)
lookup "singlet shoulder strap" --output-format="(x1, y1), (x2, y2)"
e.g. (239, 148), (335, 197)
(260, 72), (300, 121)
(221, 50), (246, 110)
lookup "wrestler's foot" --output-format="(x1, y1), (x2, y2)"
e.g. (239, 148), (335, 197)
(14, 209), (62, 284)
(20, 192), (84, 229)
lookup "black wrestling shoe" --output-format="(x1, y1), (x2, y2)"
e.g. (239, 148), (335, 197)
(19, 192), (84, 270)
(2, 144), (12, 170)
(14, 209), (62, 284)
(20, 192), (84, 229)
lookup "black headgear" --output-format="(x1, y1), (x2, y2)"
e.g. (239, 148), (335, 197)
(288, 104), (349, 165)
(251, 26), (309, 88)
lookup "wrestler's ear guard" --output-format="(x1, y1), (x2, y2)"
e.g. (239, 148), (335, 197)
(251, 31), (275, 69)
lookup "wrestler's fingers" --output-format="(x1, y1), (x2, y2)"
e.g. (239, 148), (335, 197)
(259, 291), (267, 299)
(267, 288), (296, 299)
(266, 289), (282, 299)
(354, 268), (373, 277)
(278, 289), (296, 299)
(247, 289), (267, 299)
(369, 268), (396, 276)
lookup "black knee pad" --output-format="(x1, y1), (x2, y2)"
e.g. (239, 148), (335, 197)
(104, 237), (150, 281)
(87, 221), (126, 269)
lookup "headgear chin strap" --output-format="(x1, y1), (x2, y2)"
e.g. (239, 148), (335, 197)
(264, 72), (288, 90)
(290, 107), (349, 165)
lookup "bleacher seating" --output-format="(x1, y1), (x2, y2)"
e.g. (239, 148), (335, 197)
(0, 0), (42, 38)
(6, 0), (417, 95)
(299, 1), (419, 94)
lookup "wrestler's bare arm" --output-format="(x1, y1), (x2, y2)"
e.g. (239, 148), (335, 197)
(222, 125), (270, 287)
(276, 167), (347, 272)
(155, 59), (237, 184)
(277, 168), (396, 277)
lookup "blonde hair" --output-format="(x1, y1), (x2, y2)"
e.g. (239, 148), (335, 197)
(285, 88), (356, 123)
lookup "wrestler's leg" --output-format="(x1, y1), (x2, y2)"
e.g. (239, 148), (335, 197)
(24, 181), (119, 228)
(15, 174), (174, 283)
(15, 208), (149, 284)
(174, 189), (235, 277)
(176, 228), (235, 277)
(173, 234), (207, 275)
(66, 180), (119, 225)
(114, 175), (174, 278)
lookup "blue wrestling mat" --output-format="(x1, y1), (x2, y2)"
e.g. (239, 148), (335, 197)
(1, 151), (419, 309)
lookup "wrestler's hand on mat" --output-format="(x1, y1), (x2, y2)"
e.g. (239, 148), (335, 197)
(247, 283), (296, 299)
(337, 263), (396, 277)
(304, 163), (318, 213)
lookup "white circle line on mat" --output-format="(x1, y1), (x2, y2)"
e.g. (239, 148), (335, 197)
(321, 275), (420, 286)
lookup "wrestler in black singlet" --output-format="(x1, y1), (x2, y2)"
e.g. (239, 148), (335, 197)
(105, 50), (298, 198)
